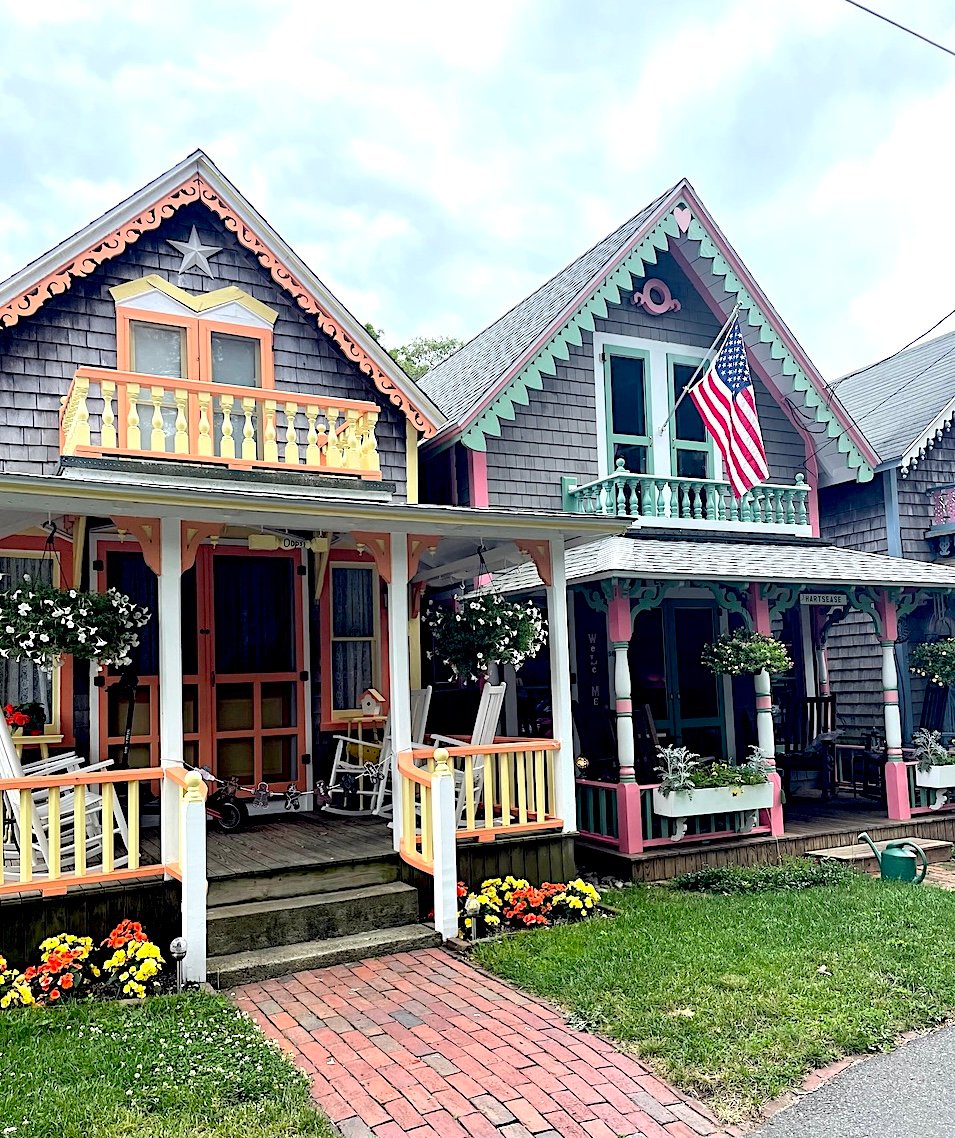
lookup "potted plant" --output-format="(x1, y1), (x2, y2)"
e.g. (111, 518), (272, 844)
(911, 728), (955, 809)
(652, 745), (773, 841)
(910, 639), (955, 690)
(701, 628), (793, 676)
(424, 591), (546, 683)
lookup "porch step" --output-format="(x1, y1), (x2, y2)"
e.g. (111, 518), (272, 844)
(207, 856), (399, 907)
(209, 924), (442, 988)
(207, 881), (419, 956)
(807, 837), (953, 868)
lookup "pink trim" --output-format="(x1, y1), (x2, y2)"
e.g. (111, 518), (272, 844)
(877, 590), (899, 643)
(608, 587), (631, 643)
(673, 206), (692, 233)
(767, 770), (784, 837)
(616, 782), (644, 855)
(615, 698), (633, 714)
(885, 761), (912, 821)
(468, 450), (489, 508)
(883, 690), (900, 705)
(756, 694), (773, 711)
(748, 584), (772, 636)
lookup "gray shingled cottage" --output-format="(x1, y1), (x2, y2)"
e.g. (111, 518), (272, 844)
(418, 178), (955, 879)
(0, 151), (622, 980)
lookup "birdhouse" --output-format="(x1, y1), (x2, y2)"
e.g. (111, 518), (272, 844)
(359, 688), (385, 717)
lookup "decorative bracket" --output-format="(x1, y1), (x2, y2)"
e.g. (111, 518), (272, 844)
(695, 581), (752, 627)
(762, 583), (805, 621)
(627, 580), (678, 623)
(111, 516), (161, 575)
(407, 535), (440, 581)
(181, 522), (223, 573)
(351, 532), (392, 583)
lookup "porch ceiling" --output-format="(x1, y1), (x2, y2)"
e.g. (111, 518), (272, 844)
(0, 472), (625, 547)
(485, 534), (955, 592)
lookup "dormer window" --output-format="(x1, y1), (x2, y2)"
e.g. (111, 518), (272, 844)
(210, 331), (261, 387)
(130, 320), (187, 379)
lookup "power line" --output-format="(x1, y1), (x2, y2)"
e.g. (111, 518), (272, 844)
(853, 337), (955, 426)
(831, 302), (955, 388)
(842, 0), (955, 59)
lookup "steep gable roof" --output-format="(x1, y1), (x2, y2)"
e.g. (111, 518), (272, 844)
(0, 150), (443, 437)
(421, 179), (876, 485)
(829, 328), (955, 473)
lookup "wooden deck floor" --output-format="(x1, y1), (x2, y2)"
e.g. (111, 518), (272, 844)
(141, 813), (396, 880)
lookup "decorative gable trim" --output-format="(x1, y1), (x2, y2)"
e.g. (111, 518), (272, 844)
(110, 274), (279, 326)
(459, 197), (874, 483)
(898, 399), (955, 476)
(0, 171), (438, 438)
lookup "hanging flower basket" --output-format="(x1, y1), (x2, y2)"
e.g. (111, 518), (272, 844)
(425, 591), (547, 682)
(910, 639), (955, 689)
(0, 576), (150, 671)
(701, 628), (793, 677)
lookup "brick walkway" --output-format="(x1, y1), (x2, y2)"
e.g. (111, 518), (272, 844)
(232, 948), (736, 1138)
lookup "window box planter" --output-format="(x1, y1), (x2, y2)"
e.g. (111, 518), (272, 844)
(914, 764), (955, 810)
(652, 782), (774, 842)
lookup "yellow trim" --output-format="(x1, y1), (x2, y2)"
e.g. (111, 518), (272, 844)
(408, 615), (422, 688)
(110, 274), (279, 326)
(405, 419), (419, 504)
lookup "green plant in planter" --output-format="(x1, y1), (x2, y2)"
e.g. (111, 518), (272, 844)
(701, 628), (793, 677)
(425, 591), (546, 682)
(656, 744), (768, 797)
(912, 728), (955, 772)
(910, 638), (955, 689)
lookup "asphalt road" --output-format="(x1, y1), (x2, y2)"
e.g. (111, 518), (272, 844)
(751, 1026), (955, 1138)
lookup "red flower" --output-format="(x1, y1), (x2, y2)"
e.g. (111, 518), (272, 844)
(59, 972), (74, 990)
(48, 988), (60, 1001)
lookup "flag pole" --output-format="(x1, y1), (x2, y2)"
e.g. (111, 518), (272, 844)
(655, 303), (741, 436)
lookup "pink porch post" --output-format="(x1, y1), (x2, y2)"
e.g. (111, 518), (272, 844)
(747, 584), (784, 837)
(878, 591), (912, 821)
(608, 586), (643, 854)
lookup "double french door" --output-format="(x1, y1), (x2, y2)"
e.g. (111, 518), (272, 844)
(629, 600), (726, 757)
(98, 544), (306, 790)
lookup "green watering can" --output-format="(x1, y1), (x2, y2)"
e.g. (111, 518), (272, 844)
(858, 832), (928, 884)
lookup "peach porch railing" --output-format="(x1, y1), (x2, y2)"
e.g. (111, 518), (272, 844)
(60, 366), (382, 478)
(397, 740), (564, 939)
(1, 765), (208, 981)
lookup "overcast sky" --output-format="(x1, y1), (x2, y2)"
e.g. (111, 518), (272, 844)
(1, 0), (953, 379)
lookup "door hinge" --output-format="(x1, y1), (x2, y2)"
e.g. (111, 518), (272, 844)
(92, 559), (104, 571)
(297, 564), (307, 576)
(301, 752), (311, 766)
(599, 351), (606, 363)
(300, 670), (309, 682)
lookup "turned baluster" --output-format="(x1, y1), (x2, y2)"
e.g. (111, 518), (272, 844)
(341, 409), (362, 468)
(101, 380), (117, 450)
(174, 389), (189, 454)
(262, 400), (278, 463)
(149, 387), (166, 452)
(283, 401), (300, 465)
(794, 473), (809, 526)
(197, 391), (213, 457)
(304, 404), (320, 466)
(126, 384), (141, 450)
(241, 397), (256, 460)
(360, 410), (380, 473)
(325, 408), (342, 467)
(219, 394), (236, 459)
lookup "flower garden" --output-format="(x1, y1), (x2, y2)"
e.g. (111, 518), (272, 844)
(458, 875), (601, 938)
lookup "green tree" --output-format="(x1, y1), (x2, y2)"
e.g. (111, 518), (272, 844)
(362, 325), (462, 379)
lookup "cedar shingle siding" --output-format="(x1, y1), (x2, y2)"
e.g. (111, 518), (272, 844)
(0, 202), (408, 496)
(483, 253), (807, 510)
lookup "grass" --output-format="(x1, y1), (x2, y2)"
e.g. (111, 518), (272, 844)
(474, 870), (955, 1122)
(0, 992), (334, 1138)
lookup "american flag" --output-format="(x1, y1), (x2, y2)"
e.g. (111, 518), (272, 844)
(689, 317), (768, 498)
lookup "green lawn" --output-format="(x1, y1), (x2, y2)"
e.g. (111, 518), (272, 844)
(474, 872), (955, 1122)
(0, 993), (334, 1138)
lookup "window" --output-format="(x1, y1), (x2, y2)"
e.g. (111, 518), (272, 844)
(669, 356), (712, 479)
(210, 332), (260, 387)
(130, 321), (187, 379)
(329, 564), (379, 717)
(604, 348), (651, 474)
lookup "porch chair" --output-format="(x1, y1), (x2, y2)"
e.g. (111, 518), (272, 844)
(0, 727), (129, 878)
(326, 687), (432, 816)
(427, 682), (507, 827)
(775, 696), (838, 798)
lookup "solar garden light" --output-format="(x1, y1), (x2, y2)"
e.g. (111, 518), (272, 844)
(169, 937), (188, 991)
(464, 895), (481, 943)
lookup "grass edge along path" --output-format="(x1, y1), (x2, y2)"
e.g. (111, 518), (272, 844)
(0, 991), (335, 1138)
(473, 870), (955, 1123)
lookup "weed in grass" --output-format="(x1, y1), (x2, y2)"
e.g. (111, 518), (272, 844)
(474, 874), (955, 1122)
(0, 992), (333, 1138)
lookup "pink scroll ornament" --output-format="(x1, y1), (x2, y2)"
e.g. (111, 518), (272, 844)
(631, 278), (681, 316)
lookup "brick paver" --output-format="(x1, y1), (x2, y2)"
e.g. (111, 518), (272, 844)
(232, 948), (733, 1138)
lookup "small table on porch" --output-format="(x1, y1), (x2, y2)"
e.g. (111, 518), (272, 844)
(11, 732), (64, 762)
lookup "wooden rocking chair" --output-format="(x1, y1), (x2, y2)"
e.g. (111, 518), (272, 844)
(427, 683), (507, 826)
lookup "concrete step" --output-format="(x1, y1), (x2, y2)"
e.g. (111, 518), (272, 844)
(807, 837), (953, 868)
(209, 924), (442, 988)
(207, 881), (419, 956)
(208, 856), (399, 907)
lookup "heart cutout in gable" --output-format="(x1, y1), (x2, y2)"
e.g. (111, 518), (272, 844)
(674, 206), (692, 233)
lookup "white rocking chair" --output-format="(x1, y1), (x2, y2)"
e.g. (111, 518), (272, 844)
(427, 682), (506, 827)
(0, 720), (129, 879)
(325, 687), (432, 816)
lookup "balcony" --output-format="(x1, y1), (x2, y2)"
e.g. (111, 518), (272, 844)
(60, 367), (382, 479)
(928, 484), (955, 556)
(561, 464), (811, 533)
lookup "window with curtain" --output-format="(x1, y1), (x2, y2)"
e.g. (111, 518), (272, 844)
(0, 555), (55, 726)
(330, 565), (378, 715)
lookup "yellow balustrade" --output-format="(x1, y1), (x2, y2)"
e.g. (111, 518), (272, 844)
(59, 366), (382, 478)
(397, 748), (436, 872)
(0, 765), (199, 896)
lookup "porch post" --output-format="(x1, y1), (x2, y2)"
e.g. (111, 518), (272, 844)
(878, 591), (911, 820)
(387, 536), (411, 854)
(158, 518), (184, 871)
(748, 585), (776, 760)
(608, 585), (635, 781)
(546, 536), (576, 833)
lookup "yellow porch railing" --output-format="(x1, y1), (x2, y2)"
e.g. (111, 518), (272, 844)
(60, 367), (382, 478)
(0, 765), (205, 897)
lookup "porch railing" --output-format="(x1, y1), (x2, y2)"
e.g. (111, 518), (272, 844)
(561, 467), (810, 531)
(60, 366), (382, 478)
(1, 765), (208, 981)
(575, 775), (783, 853)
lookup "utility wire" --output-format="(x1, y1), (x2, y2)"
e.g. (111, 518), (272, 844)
(841, 0), (955, 60)
(852, 337), (955, 426)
